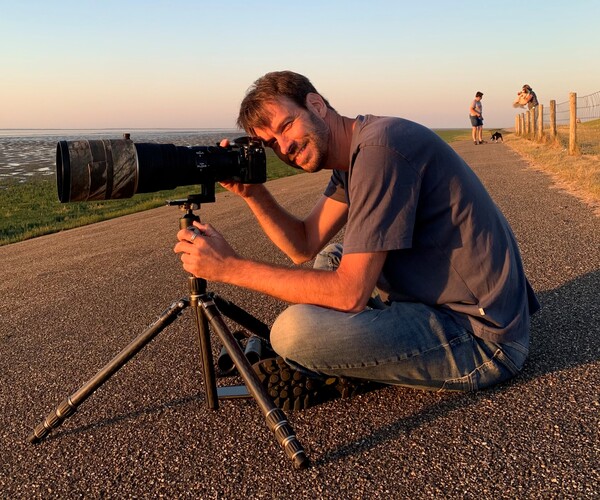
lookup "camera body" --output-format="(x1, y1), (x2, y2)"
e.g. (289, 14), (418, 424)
(56, 136), (266, 203)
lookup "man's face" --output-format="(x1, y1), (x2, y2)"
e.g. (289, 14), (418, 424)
(252, 97), (330, 173)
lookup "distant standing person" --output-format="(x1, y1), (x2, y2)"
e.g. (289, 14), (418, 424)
(521, 84), (538, 109)
(469, 91), (484, 145)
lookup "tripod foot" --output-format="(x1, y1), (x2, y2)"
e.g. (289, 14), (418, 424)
(266, 408), (309, 470)
(29, 398), (76, 444)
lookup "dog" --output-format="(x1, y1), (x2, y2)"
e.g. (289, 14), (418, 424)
(490, 131), (503, 142)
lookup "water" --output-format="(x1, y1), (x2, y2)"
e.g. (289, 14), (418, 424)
(0, 129), (244, 183)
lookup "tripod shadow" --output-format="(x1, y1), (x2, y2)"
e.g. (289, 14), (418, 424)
(316, 270), (600, 465)
(40, 394), (201, 442)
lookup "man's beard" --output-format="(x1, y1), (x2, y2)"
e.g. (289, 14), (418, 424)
(290, 111), (329, 173)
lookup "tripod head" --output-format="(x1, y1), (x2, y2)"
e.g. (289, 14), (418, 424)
(167, 194), (210, 230)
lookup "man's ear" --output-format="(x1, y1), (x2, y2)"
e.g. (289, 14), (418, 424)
(305, 93), (327, 117)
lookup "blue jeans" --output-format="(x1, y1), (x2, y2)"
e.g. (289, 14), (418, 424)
(270, 244), (529, 391)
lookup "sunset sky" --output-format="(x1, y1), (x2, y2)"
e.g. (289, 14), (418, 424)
(1, 0), (598, 130)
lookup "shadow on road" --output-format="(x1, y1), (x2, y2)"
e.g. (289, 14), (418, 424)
(315, 269), (600, 465)
(29, 269), (600, 466)
(525, 269), (600, 377)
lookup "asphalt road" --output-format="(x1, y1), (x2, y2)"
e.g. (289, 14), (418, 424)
(1, 140), (598, 498)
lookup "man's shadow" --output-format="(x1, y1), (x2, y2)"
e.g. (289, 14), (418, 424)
(522, 269), (600, 379)
(318, 269), (600, 465)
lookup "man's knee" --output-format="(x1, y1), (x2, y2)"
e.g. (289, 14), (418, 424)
(313, 243), (343, 271)
(270, 304), (316, 358)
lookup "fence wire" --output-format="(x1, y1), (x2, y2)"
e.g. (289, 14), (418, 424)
(554, 91), (600, 124)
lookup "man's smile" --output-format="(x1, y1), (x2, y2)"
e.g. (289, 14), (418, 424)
(290, 142), (307, 165)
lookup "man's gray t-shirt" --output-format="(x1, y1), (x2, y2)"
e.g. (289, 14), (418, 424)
(324, 115), (539, 342)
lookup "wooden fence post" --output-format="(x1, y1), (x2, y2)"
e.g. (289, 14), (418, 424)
(530, 108), (536, 139)
(520, 113), (525, 137)
(537, 104), (544, 141)
(515, 115), (519, 135)
(525, 111), (530, 136)
(569, 92), (578, 155)
(550, 100), (557, 141)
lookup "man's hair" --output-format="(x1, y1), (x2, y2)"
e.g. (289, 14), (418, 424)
(237, 71), (335, 133)
(475, 91), (484, 98)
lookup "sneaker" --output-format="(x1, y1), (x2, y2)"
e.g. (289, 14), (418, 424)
(253, 356), (383, 411)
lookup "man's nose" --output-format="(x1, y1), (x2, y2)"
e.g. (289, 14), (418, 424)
(277, 134), (293, 155)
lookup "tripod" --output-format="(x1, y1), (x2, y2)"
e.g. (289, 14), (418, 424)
(28, 197), (309, 470)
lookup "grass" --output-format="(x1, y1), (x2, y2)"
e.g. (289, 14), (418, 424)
(0, 128), (479, 246)
(503, 119), (600, 214)
(555, 118), (600, 155)
(434, 129), (472, 143)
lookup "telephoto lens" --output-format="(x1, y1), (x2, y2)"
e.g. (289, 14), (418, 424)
(56, 136), (266, 202)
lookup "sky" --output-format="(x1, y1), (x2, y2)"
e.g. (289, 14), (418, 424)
(1, 0), (598, 130)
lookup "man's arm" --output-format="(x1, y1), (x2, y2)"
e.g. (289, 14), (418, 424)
(174, 222), (386, 312)
(229, 250), (387, 312)
(220, 182), (348, 264)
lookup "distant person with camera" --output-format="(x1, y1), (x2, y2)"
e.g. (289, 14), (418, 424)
(522, 84), (538, 109)
(469, 91), (484, 145)
(513, 84), (538, 110)
(174, 71), (539, 410)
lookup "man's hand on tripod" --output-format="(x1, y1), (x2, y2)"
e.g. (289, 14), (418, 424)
(174, 222), (239, 281)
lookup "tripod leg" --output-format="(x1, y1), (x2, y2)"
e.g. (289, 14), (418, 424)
(212, 295), (270, 340)
(29, 299), (189, 443)
(188, 276), (219, 409)
(190, 294), (219, 409)
(200, 296), (310, 469)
